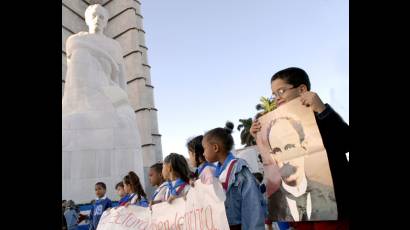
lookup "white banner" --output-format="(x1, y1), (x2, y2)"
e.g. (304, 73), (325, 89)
(97, 180), (230, 230)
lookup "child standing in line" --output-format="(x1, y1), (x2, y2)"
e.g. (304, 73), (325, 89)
(162, 153), (191, 204)
(148, 163), (168, 205)
(202, 122), (265, 230)
(187, 135), (216, 184)
(122, 171), (149, 207)
(89, 182), (112, 230)
(115, 182), (128, 207)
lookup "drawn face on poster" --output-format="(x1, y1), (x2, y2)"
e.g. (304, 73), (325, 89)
(268, 116), (308, 187)
(257, 98), (338, 222)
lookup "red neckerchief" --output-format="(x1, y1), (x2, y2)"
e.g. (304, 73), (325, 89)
(222, 159), (238, 191)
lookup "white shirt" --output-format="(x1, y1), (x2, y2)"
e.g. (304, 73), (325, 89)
(164, 180), (190, 200)
(218, 159), (236, 185)
(129, 193), (138, 204)
(153, 181), (168, 202)
(95, 195), (107, 201)
(282, 176), (312, 221)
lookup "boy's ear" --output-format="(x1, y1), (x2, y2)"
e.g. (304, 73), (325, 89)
(212, 143), (219, 153)
(299, 84), (308, 93)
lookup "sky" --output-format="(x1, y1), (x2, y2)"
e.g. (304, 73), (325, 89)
(141, 0), (349, 158)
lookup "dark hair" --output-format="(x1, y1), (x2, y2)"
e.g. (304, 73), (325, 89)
(163, 153), (191, 183)
(115, 182), (124, 189)
(186, 135), (205, 167)
(123, 171), (147, 200)
(204, 121), (235, 152)
(95, 182), (106, 190)
(253, 172), (264, 184)
(66, 200), (76, 209)
(150, 162), (163, 174)
(271, 67), (311, 91)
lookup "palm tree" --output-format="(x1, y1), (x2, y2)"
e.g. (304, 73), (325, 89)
(237, 96), (276, 147)
(237, 118), (256, 146)
(255, 96), (276, 116)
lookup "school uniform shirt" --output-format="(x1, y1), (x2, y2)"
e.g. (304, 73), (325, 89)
(215, 152), (265, 230)
(151, 181), (168, 202)
(164, 178), (190, 200)
(89, 196), (112, 230)
(128, 193), (149, 207)
(196, 162), (216, 184)
(136, 198), (149, 207)
(118, 195), (129, 206)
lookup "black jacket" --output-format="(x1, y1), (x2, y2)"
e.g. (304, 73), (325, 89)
(315, 104), (350, 220)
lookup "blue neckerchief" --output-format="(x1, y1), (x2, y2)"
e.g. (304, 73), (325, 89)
(150, 184), (163, 201)
(126, 193), (136, 203)
(119, 194), (129, 206)
(197, 162), (216, 176)
(214, 152), (235, 178)
(119, 195), (128, 203)
(151, 182), (167, 200)
(136, 197), (149, 207)
(150, 190), (159, 201)
(166, 178), (186, 196)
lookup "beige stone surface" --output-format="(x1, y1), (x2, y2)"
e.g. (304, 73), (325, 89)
(62, 1), (162, 201)
(124, 51), (144, 81)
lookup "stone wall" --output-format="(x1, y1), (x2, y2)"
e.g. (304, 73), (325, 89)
(62, 0), (162, 200)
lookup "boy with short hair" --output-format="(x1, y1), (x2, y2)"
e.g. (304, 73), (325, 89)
(251, 67), (349, 229)
(89, 182), (112, 230)
(149, 163), (168, 204)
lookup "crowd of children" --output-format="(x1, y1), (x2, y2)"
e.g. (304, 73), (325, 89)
(62, 67), (349, 230)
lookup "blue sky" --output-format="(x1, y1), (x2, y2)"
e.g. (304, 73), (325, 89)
(141, 0), (349, 158)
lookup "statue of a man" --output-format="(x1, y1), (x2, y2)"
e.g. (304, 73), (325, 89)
(63, 4), (131, 115)
(62, 4), (143, 203)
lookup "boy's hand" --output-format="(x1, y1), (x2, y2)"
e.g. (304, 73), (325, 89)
(300, 92), (326, 113)
(250, 120), (262, 138)
(124, 202), (130, 207)
(255, 122), (271, 155)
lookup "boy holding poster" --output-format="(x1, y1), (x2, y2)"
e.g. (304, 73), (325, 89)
(251, 67), (349, 230)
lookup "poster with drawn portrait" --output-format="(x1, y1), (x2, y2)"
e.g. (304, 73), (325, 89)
(256, 97), (337, 222)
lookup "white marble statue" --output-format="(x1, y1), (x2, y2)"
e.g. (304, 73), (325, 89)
(62, 4), (144, 203)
